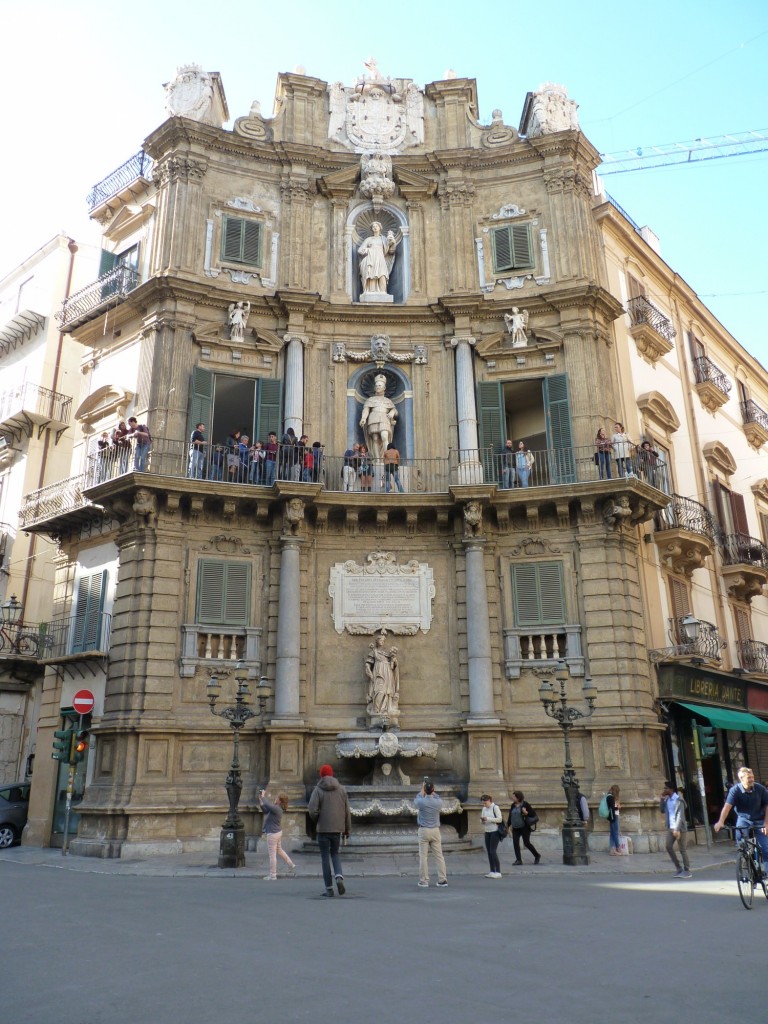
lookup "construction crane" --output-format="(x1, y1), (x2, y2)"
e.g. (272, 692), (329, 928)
(598, 129), (768, 175)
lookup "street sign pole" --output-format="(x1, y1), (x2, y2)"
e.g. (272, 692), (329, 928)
(61, 716), (81, 857)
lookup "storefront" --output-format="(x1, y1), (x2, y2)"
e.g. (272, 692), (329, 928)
(657, 664), (768, 827)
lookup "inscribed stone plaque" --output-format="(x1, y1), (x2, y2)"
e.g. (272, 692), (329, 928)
(329, 549), (435, 634)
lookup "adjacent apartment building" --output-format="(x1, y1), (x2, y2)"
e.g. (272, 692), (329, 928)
(16, 62), (768, 857)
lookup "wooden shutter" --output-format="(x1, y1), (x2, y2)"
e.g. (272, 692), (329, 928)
(688, 331), (705, 361)
(510, 224), (533, 268)
(512, 561), (566, 626)
(760, 512), (768, 545)
(668, 576), (690, 621)
(188, 366), (213, 440)
(729, 491), (750, 535)
(196, 560), (251, 625)
(543, 373), (575, 483)
(491, 227), (513, 273)
(222, 217), (262, 266)
(98, 250), (117, 276)
(734, 605), (752, 642)
(627, 273), (645, 299)
(255, 378), (283, 442)
(71, 570), (108, 653)
(242, 221), (261, 264)
(477, 380), (504, 478)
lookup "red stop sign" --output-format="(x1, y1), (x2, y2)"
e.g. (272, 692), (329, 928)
(72, 689), (95, 715)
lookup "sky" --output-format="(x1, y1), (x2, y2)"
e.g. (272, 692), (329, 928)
(1, 0), (767, 361)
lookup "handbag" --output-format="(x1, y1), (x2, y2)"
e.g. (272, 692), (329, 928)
(494, 804), (507, 840)
(525, 807), (539, 831)
(593, 453), (599, 464)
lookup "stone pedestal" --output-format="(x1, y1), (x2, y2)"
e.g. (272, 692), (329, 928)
(359, 291), (393, 303)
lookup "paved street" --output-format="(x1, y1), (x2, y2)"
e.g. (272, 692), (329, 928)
(3, 855), (764, 1024)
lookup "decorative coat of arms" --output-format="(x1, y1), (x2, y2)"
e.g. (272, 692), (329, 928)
(328, 58), (424, 154)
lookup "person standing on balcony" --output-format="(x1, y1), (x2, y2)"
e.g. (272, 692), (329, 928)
(188, 422), (206, 479)
(514, 441), (534, 487)
(311, 441), (324, 483)
(383, 442), (404, 493)
(127, 416), (151, 472)
(611, 422), (632, 478)
(358, 444), (373, 492)
(594, 427), (613, 480)
(263, 432), (278, 486)
(342, 443), (359, 491)
(248, 440), (265, 484)
(112, 419), (131, 475)
(500, 439), (516, 489)
(96, 431), (112, 483)
(639, 440), (660, 487)
(280, 427), (298, 480)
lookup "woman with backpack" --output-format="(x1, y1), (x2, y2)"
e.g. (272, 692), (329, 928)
(480, 794), (504, 878)
(506, 790), (541, 865)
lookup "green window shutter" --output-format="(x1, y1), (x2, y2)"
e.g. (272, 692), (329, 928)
(255, 378), (283, 441)
(512, 562), (565, 626)
(98, 250), (117, 276)
(477, 380), (504, 478)
(491, 226), (513, 273)
(196, 560), (251, 626)
(72, 570), (108, 653)
(543, 373), (575, 483)
(188, 366), (213, 440)
(510, 224), (533, 268)
(222, 217), (262, 266)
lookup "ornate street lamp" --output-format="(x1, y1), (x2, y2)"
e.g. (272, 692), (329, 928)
(538, 659), (597, 866)
(1, 594), (23, 626)
(207, 661), (273, 869)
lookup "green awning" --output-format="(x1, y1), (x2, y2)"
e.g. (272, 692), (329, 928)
(678, 702), (768, 734)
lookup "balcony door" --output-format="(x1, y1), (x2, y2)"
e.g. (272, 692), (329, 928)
(187, 368), (282, 447)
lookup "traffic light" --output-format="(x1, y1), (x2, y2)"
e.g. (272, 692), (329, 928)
(696, 724), (718, 758)
(52, 728), (73, 762)
(73, 731), (89, 763)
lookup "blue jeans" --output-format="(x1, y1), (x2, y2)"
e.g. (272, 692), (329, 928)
(188, 449), (205, 479)
(316, 832), (343, 889)
(737, 824), (768, 866)
(517, 468), (529, 487)
(597, 450), (611, 479)
(609, 817), (620, 850)
(484, 831), (501, 873)
(501, 466), (515, 489)
(263, 460), (276, 486)
(385, 466), (404, 492)
(134, 445), (149, 472)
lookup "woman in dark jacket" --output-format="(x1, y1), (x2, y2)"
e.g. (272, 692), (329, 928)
(607, 784), (621, 855)
(507, 790), (541, 865)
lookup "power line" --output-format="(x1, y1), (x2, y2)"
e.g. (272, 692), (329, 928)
(599, 129), (768, 175)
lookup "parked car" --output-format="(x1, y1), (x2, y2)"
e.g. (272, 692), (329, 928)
(0, 782), (31, 847)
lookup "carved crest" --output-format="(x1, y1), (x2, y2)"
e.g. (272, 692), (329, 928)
(328, 61), (424, 153)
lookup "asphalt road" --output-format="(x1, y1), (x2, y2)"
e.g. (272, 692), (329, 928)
(5, 863), (762, 1024)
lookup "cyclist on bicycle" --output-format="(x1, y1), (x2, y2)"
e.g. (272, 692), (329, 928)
(713, 767), (768, 867)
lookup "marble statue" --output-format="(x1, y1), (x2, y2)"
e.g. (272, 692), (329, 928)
(504, 307), (529, 347)
(524, 83), (579, 138)
(228, 300), (251, 341)
(359, 373), (397, 460)
(164, 64), (215, 123)
(359, 152), (396, 211)
(365, 631), (400, 718)
(358, 221), (398, 296)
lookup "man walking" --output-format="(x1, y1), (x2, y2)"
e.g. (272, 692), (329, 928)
(308, 765), (351, 897)
(660, 782), (691, 878)
(414, 779), (448, 888)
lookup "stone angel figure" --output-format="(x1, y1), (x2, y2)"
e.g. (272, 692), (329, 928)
(504, 307), (529, 348)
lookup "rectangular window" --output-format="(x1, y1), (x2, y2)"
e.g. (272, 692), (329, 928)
(511, 562), (566, 626)
(71, 570), (108, 653)
(196, 559), (251, 625)
(221, 217), (262, 267)
(490, 224), (533, 274)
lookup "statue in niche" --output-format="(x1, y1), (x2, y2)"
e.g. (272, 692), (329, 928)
(359, 373), (397, 460)
(504, 308), (529, 348)
(228, 301), (251, 342)
(358, 221), (398, 295)
(365, 631), (400, 720)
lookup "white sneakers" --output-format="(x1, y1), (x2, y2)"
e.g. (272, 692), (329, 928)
(484, 871), (502, 879)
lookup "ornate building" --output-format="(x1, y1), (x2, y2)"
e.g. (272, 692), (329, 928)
(18, 62), (763, 857)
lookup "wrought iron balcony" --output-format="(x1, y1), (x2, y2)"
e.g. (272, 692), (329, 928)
(741, 399), (768, 448)
(0, 618), (54, 659)
(18, 474), (92, 530)
(738, 639), (768, 675)
(692, 356), (731, 397)
(86, 150), (154, 212)
(719, 533), (768, 569)
(650, 617), (725, 663)
(0, 382), (72, 441)
(627, 295), (676, 343)
(43, 612), (112, 660)
(655, 495), (716, 539)
(56, 264), (140, 331)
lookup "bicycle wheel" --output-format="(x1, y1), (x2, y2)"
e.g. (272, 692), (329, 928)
(737, 850), (754, 909)
(756, 848), (768, 901)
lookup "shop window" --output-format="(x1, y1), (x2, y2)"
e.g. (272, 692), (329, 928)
(195, 559), (251, 626)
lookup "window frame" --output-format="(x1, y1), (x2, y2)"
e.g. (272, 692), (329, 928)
(489, 223), (535, 275)
(511, 560), (567, 627)
(195, 558), (251, 626)
(220, 216), (263, 268)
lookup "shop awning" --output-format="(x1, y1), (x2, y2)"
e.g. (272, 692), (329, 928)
(678, 702), (768, 734)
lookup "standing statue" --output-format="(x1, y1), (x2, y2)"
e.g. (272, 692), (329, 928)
(359, 373), (397, 460)
(504, 307), (529, 347)
(365, 631), (400, 720)
(358, 221), (398, 295)
(228, 301), (251, 342)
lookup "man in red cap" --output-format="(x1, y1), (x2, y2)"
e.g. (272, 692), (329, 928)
(308, 764), (352, 897)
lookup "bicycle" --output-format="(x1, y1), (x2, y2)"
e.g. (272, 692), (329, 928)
(727, 824), (768, 910)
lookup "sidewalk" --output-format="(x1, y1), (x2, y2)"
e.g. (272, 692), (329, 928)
(0, 843), (733, 879)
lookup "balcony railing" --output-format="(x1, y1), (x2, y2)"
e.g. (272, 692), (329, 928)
(56, 264), (140, 330)
(655, 495), (717, 539)
(719, 533), (768, 569)
(671, 617), (725, 660)
(503, 624), (584, 679)
(741, 399), (768, 434)
(43, 612), (112, 659)
(626, 295), (676, 343)
(86, 150), (154, 211)
(179, 623), (261, 677)
(78, 436), (673, 496)
(0, 381), (72, 427)
(0, 619), (54, 659)
(692, 356), (732, 398)
(738, 639), (768, 675)
(18, 474), (89, 530)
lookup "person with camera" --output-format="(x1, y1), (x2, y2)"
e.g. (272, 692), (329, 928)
(414, 778), (448, 888)
(308, 764), (351, 897)
(258, 789), (295, 880)
(480, 794), (504, 878)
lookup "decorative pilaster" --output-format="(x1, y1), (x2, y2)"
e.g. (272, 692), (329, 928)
(463, 538), (498, 723)
(283, 333), (307, 434)
(451, 335), (483, 483)
(274, 535), (304, 722)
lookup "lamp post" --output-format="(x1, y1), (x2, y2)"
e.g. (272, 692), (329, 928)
(207, 661), (273, 869)
(538, 660), (597, 866)
(1, 594), (23, 626)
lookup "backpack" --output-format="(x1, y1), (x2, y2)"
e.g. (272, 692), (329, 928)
(598, 793), (611, 819)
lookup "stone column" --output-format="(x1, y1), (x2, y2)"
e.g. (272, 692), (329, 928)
(283, 334), (306, 435)
(274, 535), (303, 721)
(451, 335), (483, 483)
(463, 538), (498, 722)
